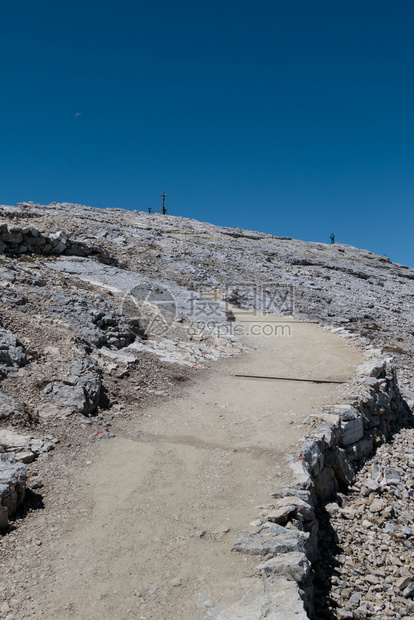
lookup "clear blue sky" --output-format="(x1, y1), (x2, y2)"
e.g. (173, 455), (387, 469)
(1, 1), (413, 266)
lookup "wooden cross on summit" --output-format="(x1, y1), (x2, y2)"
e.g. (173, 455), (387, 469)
(159, 191), (168, 214)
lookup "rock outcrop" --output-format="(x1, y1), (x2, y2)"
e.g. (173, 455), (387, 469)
(0, 222), (112, 262)
(0, 452), (26, 528)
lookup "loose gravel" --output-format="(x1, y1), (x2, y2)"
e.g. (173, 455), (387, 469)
(315, 426), (414, 619)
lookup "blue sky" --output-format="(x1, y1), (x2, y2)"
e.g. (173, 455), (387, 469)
(1, 1), (413, 266)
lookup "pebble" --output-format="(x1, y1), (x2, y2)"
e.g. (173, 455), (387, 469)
(170, 578), (182, 587)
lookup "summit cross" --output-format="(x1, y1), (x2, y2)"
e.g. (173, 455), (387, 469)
(159, 191), (168, 214)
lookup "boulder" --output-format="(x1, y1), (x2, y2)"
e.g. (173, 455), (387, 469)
(0, 452), (27, 526)
(255, 551), (311, 583)
(43, 362), (101, 415)
(0, 392), (23, 420)
(0, 429), (54, 463)
(231, 523), (308, 556)
(0, 328), (27, 369)
(266, 496), (315, 525)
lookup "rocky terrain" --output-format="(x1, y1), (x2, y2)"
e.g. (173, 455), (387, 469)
(317, 428), (414, 619)
(0, 201), (413, 619)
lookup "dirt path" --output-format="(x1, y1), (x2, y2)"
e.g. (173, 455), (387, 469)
(25, 311), (363, 619)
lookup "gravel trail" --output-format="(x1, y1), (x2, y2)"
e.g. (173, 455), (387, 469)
(14, 310), (362, 620)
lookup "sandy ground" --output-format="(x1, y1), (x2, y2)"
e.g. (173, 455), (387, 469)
(18, 310), (363, 619)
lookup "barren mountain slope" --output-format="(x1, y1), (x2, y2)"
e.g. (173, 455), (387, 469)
(0, 201), (413, 619)
(2, 200), (413, 377)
